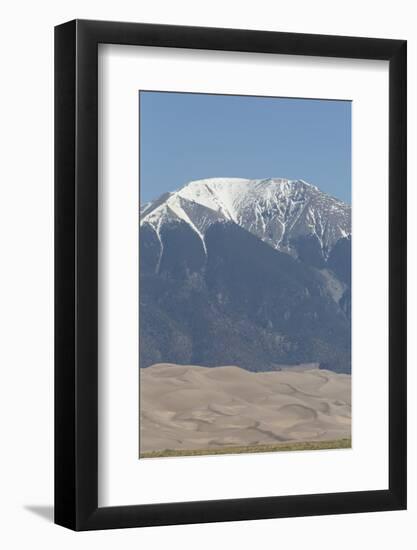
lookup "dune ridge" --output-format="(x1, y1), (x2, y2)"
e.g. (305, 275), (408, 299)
(140, 363), (351, 455)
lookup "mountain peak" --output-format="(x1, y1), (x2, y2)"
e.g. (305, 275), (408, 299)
(141, 177), (350, 260)
(177, 176), (320, 196)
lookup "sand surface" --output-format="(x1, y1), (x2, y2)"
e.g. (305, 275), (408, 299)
(140, 363), (351, 453)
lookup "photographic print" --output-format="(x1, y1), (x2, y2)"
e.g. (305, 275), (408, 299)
(139, 91), (351, 459)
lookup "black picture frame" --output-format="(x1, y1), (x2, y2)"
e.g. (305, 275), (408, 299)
(55, 19), (407, 531)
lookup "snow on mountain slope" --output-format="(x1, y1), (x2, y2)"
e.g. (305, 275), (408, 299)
(141, 177), (351, 259)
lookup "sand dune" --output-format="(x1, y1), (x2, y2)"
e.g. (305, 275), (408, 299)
(140, 363), (351, 454)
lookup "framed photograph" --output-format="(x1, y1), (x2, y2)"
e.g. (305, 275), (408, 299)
(55, 19), (406, 530)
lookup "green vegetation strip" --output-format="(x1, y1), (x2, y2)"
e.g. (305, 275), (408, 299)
(140, 438), (351, 458)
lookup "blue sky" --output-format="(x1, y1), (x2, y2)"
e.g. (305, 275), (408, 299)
(140, 91), (351, 204)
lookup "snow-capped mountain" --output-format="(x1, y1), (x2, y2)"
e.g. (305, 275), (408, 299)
(140, 177), (351, 260)
(139, 177), (351, 373)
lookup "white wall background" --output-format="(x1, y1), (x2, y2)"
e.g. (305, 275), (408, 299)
(0, 0), (414, 548)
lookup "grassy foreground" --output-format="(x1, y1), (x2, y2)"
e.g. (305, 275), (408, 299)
(140, 438), (351, 458)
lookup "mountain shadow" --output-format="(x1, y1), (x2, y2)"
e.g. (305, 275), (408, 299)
(140, 220), (351, 373)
